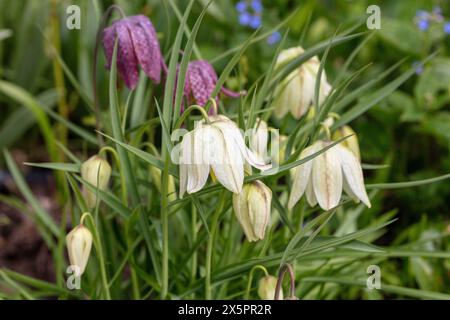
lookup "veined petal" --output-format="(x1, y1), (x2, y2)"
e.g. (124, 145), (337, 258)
(212, 117), (271, 171)
(187, 127), (209, 193)
(305, 177), (318, 207)
(312, 141), (343, 210)
(210, 126), (244, 193)
(337, 145), (371, 208)
(288, 144), (319, 209)
(102, 25), (116, 69)
(128, 15), (162, 84)
(232, 187), (256, 241)
(116, 22), (139, 89)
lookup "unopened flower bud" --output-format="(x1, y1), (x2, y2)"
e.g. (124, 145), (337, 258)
(250, 118), (269, 162)
(150, 166), (177, 202)
(332, 125), (360, 160)
(258, 275), (282, 300)
(66, 224), (93, 276)
(81, 155), (111, 208)
(232, 180), (271, 242)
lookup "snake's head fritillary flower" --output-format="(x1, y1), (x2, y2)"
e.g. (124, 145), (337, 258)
(332, 125), (361, 160)
(273, 47), (332, 119)
(258, 275), (282, 300)
(81, 155), (111, 208)
(178, 115), (270, 196)
(180, 60), (240, 113)
(233, 180), (272, 242)
(66, 224), (93, 276)
(288, 140), (371, 210)
(102, 15), (165, 89)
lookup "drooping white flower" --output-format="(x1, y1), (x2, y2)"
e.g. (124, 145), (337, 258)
(66, 224), (93, 276)
(232, 180), (272, 242)
(274, 46), (332, 119)
(179, 115), (271, 197)
(288, 140), (371, 210)
(81, 155), (111, 208)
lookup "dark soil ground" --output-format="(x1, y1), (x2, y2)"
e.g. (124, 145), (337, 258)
(0, 150), (59, 283)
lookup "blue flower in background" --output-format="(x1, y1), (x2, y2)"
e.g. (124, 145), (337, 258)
(415, 10), (429, 19)
(251, 0), (263, 13)
(444, 22), (450, 34)
(236, 0), (263, 29)
(235, 1), (247, 13)
(267, 31), (281, 45)
(432, 6), (443, 21)
(412, 61), (424, 75)
(417, 18), (429, 31)
(239, 11), (252, 26)
(249, 15), (262, 29)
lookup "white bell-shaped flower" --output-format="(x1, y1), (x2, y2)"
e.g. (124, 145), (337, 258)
(288, 140), (371, 210)
(179, 115), (271, 196)
(274, 47), (332, 119)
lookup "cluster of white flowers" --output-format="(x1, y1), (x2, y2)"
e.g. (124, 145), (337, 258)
(67, 46), (372, 277)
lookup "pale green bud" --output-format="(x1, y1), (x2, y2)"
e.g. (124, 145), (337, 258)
(81, 155), (111, 208)
(258, 275), (282, 300)
(150, 166), (177, 202)
(232, 180), (272, 242)
(66, 224), (93, 276)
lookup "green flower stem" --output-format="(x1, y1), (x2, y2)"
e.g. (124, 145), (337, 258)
(173, 104), (211, 130)
(190, 202), (198, 284)
(205, 190), (227, 300)
(99, 146), (127, 202)
(245, 265), (269, 300)
(160, 154), (171, 299)
(80, 212), (111, 300)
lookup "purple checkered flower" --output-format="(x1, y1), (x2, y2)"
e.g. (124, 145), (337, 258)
(178, 60), (241, 113)
(102, 15), (166, 89)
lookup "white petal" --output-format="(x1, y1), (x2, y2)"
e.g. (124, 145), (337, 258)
(209, 126), (244, 193)
(312, 142), (343, 210)
(287, 144), (318, 209)
(214, 120), (271, 171)
(305, 177), (318, 207)
(250, 118), (268, 160)
(180, 129), (209, 195)
(337, 145), (371, 208)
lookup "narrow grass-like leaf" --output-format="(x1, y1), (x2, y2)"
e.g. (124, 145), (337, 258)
(24, 162), (80, 172)
(366, 173), (450, 189)
(3, 150), (60, 237)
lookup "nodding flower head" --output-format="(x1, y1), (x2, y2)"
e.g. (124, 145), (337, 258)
(178, 60), (241, 113)
(102, 15), (166, 89)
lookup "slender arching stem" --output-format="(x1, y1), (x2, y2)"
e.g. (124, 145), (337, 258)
(173, 104), (211, 129)
(274, 263), (296, 300)
(244, 265), (269, 299)
(93, 5), (126, 145)
(98, 146), (126, 203)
